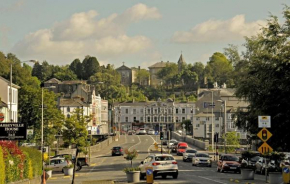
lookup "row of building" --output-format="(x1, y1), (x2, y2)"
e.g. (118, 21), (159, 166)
(112, 88), (249, 141)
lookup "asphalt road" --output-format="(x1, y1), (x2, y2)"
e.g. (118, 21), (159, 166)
(47, 135), (269, 184)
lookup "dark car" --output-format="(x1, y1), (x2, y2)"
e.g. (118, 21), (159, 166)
(217, 154), (241, 173)
(111, 146), (124, 156)
(171, 142), (179, 153)
(51, 154), (89, 171)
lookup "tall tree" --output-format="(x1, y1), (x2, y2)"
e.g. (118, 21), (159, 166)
(235, 6), (290, 150)
(69, 59), (83, 79)
(82, 56), (100, 80)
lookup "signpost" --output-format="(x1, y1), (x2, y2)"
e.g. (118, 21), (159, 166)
(258, 116), (271, 128)
(0, 123), (27, 140)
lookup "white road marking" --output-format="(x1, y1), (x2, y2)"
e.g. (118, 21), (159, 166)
(179, 169), (206, 172)
(198, 176), (228, 184)
(128, 135), (141, 151)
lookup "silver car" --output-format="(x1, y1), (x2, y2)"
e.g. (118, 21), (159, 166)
(192, 152), (212, 167)
(147, 129), (155, 135)
(183, 149), (197, 162)
(136, 128), (147, 135)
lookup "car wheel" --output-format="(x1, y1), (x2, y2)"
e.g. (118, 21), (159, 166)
(140, 173), (145, 180)
(183, 159), (186, 162)
(162, 175), (167, 179)
(208, 165), (212, 167)
(76, 165), (82, 171)
(172, 173), (178, 179)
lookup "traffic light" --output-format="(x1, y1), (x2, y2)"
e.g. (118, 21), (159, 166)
(160, 132), (164, 140)
(262, 129), (267, 141)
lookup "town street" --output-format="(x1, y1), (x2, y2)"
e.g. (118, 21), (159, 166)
(46, 135), (268, 184)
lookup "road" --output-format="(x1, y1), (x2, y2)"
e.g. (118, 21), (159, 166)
(47, 135), (268, 184)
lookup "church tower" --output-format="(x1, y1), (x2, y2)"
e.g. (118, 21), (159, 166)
(178, 53), (186, 72)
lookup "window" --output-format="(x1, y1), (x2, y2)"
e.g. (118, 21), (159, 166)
(182, 108), (185, 113)
(165, 117), (167, 122)
(182, 117), (185, 121)
(133, 117), (137, 122)
(175, 117), (178, 122)
(209, 124), (212, 132)
(140, 109), (143, 113)
(215, 117), (219, 121)
(125, 109), (129, 114)
(154, 109), (157, 114)
(168, 109), (172, 114)
(154, 117), (157, 122)
(147, 109), (150, 114)
(158, 108), (160, 113)
(125, 117), (128, 122)
(67, 107), (70, 112)
(147, 117), (150, 122)
(196, 124), (200, 127)
(140, 117), (143, 121)
(216, 124), (219, 128)
(161, 116), (164, 122)
(206, 117), (210, 121)
(176, 108), (179, 114)
(168, 117), (171, 122)
(133, 109), (136, 114)
(196, 117), (200, 121)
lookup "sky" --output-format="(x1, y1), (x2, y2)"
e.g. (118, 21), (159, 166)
(0, 0), (288, 69)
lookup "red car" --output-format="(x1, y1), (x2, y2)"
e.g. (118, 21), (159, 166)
(217, 154), (241, 173)
(176, 142), (188, 156)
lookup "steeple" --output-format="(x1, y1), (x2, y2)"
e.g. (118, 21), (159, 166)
(178, 53), (186, 72)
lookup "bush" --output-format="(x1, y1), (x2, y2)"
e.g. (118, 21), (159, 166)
(0, 146), (5, 184)
(22, 151), (33, 179)
(21, 147), (42, 177)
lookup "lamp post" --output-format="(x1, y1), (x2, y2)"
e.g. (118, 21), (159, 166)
(9, 60), (37, 122)
(217, 99), (227, 153)
(41, 86), (55, 183)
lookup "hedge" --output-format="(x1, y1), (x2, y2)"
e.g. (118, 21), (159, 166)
(20, 147), (42, 177)
(0, 146), (5, 184)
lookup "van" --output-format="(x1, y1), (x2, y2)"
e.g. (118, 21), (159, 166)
(177, 142), (188, 156)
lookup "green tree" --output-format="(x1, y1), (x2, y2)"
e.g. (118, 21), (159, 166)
(157, 63), (179, 90)
(204, 52), (234, 87)
(69, 59), (83, 79)
(224, 132), (240, 153)
(62, 108), (90, 184)
(82, 56), (100, 80)
(235, 6), (290, 150)
(135, 69), (149, 85)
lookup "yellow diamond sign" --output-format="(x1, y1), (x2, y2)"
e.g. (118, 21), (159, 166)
(257, 128), (272, 142)
(258, 142), (273, 154)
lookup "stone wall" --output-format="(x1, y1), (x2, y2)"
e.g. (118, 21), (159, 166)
(171, 132), (209, 150)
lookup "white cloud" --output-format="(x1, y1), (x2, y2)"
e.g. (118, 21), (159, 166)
(11, 3), (161, 65)
(172, 15), (266, 43)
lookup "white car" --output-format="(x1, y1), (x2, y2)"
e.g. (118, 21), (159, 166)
(45, 158), (72, 172)
(182, 149), (197, 162)
(139, 154), (178, 179)
(136, 128), (147, 135)
(192, 152), (212, 167)
(147, 129), (155, 135)
(167, 140), (178, 148)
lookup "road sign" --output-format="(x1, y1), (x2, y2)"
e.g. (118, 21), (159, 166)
(258, 142), (273, 154)
(257, 128), (272, 142)
(258, 116), (271, 128)
(284, 167), (290, 174)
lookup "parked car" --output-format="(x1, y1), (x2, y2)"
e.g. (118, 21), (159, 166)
(176, 142), (188, 156)
(255, 157), (279, 175)
(235, 147), (245, 154)
(217, 154), (241, 173)
(128, 131), (133, 135)
(136, 128), (147, 135)
(241, 155), (260, 169)
(183, 149), (197, 162)
(111, 146), (124, 156)
(51, 154), (88, 171)
(45, 158), (72, 172)
(192, 152), (212, 167)
(139, 154), (178, 179)
(147, 129), (155, 135)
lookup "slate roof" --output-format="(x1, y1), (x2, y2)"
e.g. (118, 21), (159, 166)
(59, 98), (88, 107)
(44, 78), (61, 84)
(116, 65), (132, 71)
(60, 80), (87, 84)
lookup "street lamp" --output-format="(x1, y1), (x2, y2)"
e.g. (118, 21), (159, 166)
(217, 99), (227, 153)
(9, 60), (37, 122)
(41, 86), (55, 183)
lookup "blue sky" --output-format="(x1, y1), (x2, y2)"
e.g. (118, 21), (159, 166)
(0, 0), (288, 68)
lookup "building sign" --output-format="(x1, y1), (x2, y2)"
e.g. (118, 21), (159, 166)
(203, 102), (215, 108)
(0, 123), (27, 140)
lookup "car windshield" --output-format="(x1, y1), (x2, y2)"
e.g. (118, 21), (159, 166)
(179, 147), (187, 149)
(155, 156), (174, 161)
(223, 156), (239, 161)
(196, 153), (209, 157)
(187, 150), (197, 153)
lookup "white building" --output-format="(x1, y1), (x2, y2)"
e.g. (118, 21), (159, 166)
(0, 76), (20, 122)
